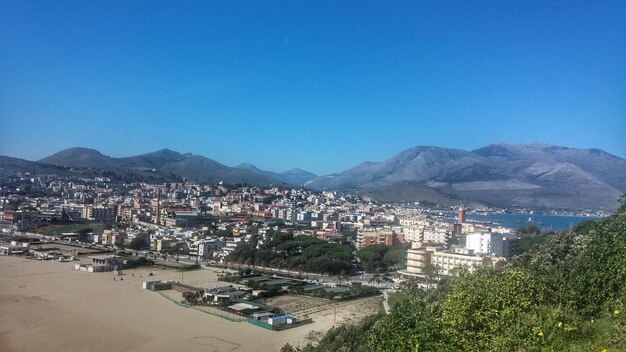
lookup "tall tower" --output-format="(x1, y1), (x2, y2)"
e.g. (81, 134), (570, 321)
(458, 207), (466, 224)
(155, 189), (161, 225)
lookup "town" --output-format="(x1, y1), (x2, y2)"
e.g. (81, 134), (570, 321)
(0, 171), (526, 327)
(1, 171), (523, 272)
(3, 1), (624, 350)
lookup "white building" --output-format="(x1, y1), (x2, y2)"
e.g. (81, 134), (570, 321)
(403, 243), (499, 277)
(423, 227), (450, 245)
(189, 239), (224, 259)
(402, 226), (423, 243)
(465, 232), (504, 257)
(0, 241), (30, 255)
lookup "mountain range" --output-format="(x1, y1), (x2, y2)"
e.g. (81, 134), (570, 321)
(306, 143), (626, 210)
(36, 147), (316, 186)
(2, 143), (625, 210)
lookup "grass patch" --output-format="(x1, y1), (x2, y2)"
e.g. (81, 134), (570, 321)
(36, 223), (105, 235)
(388, 291), (409, 310)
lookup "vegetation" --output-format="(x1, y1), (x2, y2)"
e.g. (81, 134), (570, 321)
(285, 199), (626, 351)
(292, 284), (380, 301)
(518, 232), (552, 252)
(128, 236), (149, 250)
(36, 223), (105, 235)
(517, 223), (541, 235)
(228, 230), (353, 275)
(182, 291), (201, 305)
(123, 256), (154, 269)
(387, 291), (409, 310)
(356, 244), (406, 272)
(281, 313), (384, 352)
(76, 227), (93, 242)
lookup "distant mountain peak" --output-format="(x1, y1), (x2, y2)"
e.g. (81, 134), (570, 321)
(282, 168), (316, 175)
(51, 146), (105, 156)
(154, 148), (179, 154)
(237, 162), (257, 168)
(236, 163), (263, 171)
(39, 147), (116, 168)
(306, 143), (626, 210)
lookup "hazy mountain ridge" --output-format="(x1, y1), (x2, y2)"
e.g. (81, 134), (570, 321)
(353, 181), (485, 208)
(235, 163), (317, 185)
(305, 143), (626, 210)
(32, 147), (314, 186)
(2, 143), (624, 210)
(0, 155), (178, 184)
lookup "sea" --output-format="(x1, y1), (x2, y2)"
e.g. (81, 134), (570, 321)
(430, 211), (603, 231)
(464, 213), (602, 231)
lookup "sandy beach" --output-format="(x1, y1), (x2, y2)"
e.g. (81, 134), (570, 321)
(0, 256), (380, 352)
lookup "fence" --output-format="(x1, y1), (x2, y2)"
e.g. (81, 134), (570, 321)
(247, 317), (274, 330)
(154, 291), (246, 322)
(190, 305), (246, 322)
(155, 291), (190, 308)
(246, 317), (313, 331)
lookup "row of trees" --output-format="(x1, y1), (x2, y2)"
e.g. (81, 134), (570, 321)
(356, 244), (406, 272)
(284, 198), (626, 351)
(228, 230), (354, 275)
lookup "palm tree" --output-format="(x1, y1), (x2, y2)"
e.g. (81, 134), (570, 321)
(375, 274), (383, 288)
(369, 272), (381, 287)
(337, 269), (347, 286)
(368, 274), (376, 287)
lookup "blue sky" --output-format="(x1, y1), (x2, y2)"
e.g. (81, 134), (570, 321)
(1, 1), (625, 174)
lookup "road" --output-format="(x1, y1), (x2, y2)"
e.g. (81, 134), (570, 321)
(18, 234), (398, 288)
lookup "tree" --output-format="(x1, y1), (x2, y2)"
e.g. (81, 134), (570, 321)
(129, 236), (149, 250)
(282, 314), (382, 352)
(382, 248), (406, 269)
(60, 209), (70, 222)
(441, 268), (544, 351)
(279, 205), (626, 352)
(77, 227), (93, 242)
(280, 344), (297, 352)
(422, 264), (441, 291)
(368, 273), (383, 287)
(182, 291), (200, 305)
(368, 296), (458, 352)
(337, 270), (350, 286)
(356, 244), (390, 272)
(399, 276), (419, 292)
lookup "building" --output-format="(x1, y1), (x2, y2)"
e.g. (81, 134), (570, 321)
(405, 245), (431, 275)
(402, 226), (423, 243)
(422, 227), (450, 245)
(465, 232), (504, 257)
(458, 208), (466, 224)
(83, 205), (116, 222)
(101, 230), (127, 246)
(74, 255), (123, 272)
(150, 238), (176, 252)
(357, 229), (402, 248)
(143, 280), (173, 291)
(430, 250), (493, 276)
(0, 241), (30, 255)
(403, 242), (494, 276)
(203, 286), (247, 304)
(189, 239), (224, 259)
